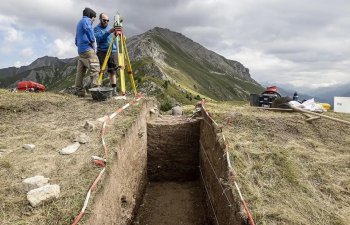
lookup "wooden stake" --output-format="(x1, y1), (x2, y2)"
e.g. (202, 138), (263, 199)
(256, 107), (293, 112)
(305, 116), (321, 122)
(289, 105), (350, 126)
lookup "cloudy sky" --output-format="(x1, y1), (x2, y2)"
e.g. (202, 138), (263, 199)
(0, 0), (349, 90)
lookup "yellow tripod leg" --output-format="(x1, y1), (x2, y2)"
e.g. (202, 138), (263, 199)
(122, 36), (137, 96)
(97, 36), (115, 86)
(117, 34), (126, 95)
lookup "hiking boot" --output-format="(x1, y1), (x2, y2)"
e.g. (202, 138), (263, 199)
(77, 90), (86, 97)
(74, 88), (86, 97)
(112, 87), (117, 96)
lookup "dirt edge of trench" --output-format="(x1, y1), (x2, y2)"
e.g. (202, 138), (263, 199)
(85, 102), (245, 225)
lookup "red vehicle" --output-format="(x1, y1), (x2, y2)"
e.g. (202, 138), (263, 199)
(17, 81), (46, 92)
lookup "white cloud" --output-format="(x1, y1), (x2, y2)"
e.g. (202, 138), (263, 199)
(20, 48), (34, 57)
(14, 61), (30, 68)
(0, 15), (24, 43)
(49, 37), (76, 58)
(4, 27), (24, 42)
(229, 48), (295, 72)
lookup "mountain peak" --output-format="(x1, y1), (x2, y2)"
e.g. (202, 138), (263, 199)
(29, 56), (60, 68)
(127, 27), (262, 100)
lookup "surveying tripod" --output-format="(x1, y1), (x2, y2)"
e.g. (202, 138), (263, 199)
(97, 14), (137, 96)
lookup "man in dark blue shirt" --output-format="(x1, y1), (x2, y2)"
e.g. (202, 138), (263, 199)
(74, 7), (100, 97)
(94, 13), (118, 96)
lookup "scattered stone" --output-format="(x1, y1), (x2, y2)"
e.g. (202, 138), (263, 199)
(120, 195), (128, 208)
(84, 121), (96, 131)
(23, 144), (35, 150)
(22, 175), (50, 192)
(97, 116), (108, 123)
(59, 142), (80, 155)
(73, 133), (90, 144)
(150, 108), (156, 114)
(114, 96), (127, 100)
(171, 105), (183, 116)
(27, 184), (60, 207)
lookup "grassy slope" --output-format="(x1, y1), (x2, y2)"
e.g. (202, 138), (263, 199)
(153, 35), (263, 101)
(140, 76), (196, 111)
(204, 101), (350, 225)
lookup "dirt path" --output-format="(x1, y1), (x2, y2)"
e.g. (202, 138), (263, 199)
(134, 181), (210, 225)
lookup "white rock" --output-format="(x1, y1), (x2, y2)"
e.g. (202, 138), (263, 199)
(22, 175), (49, 192)
(96, 116), (108, 123)
(23, 144), (35, 150)
(59, 142), (80, 155)
(84, 121), (95, 131)
(27, 184), (60, 207)
(73, 133), (90, 144)
(114, 96), (127, 100)
(171, 105), (183, 116)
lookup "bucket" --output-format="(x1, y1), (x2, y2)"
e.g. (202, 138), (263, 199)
(89, 87), (113, 101)
(249, 94), (260, 106)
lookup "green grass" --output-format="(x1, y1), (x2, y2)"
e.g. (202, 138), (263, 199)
(152, 34), (263, 100)
(140, 76), (196, 111)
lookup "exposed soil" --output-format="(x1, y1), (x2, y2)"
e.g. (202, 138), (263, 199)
(134, 181), (209, 225)
(147, 116), (200, 182)
(133, 116), (210, 225)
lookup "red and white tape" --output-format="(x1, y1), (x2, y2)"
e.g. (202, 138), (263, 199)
(71, 96), (142, 225)
(201, 99), (255, 225)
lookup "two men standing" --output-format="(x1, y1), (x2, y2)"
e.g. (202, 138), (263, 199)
(74, 8), (118, 97)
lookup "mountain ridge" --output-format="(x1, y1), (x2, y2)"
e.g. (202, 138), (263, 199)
(128, 27), (262, 100)
(0, 27), (263, 102)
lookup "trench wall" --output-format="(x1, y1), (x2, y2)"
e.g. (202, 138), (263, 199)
(199, 112), (245, 225)
(147, 117), (201, 181)
(86, 99), (156, 225)
(85, 101), (245, 225)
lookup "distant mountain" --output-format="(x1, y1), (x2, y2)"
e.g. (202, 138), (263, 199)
(343, 91), (350, 96)
(0, 27), (263, 103)
(260, 82), (318, 101)
(311, 82), (350, 104)
(0, 56), (77, 90)
(127, 27), (263, 100)
(261, 81), (350, 105)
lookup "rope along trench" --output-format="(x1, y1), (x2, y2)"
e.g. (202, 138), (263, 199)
(200, 100), (256, 225)
(71, 97), (142, 225)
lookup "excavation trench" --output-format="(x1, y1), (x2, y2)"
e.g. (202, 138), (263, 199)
(86, 101), (244, 225)
(134, 117), (208, 225)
